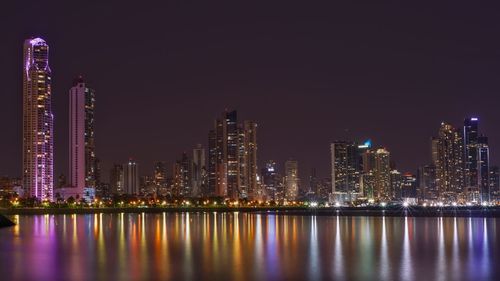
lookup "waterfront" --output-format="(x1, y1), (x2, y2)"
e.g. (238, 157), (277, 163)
(0, 213), (498, 281)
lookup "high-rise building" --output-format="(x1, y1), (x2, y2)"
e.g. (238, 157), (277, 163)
(110, 164), (124, 195)
(373, 148), (391, 200)
(417, 164), (437, 201)
(153, 161), (167, 188)
(243, 121), (259, 200)
(463, 117), (480, 201)
(124, 160), (139, 195)
(207, 110), (258, 200)
(284, 160), (299, 201)
(489, 166), (499, 203)
(389, 170), (402, 200)
(225, 111), (239, 199)
(180, 152), (192, 196)
(477, 136), (490, 203)
(68, 76), (96, 198)
(208, 119), (227, 197)
(192, 144), (206, 197)
(22, 37), (54, 201)
(330, 141), (362, 203)
(401, 172), (417, 203)
(261, 160), (279, 200)
(435, 123), (465, 202)
(84, 79), (97, 189)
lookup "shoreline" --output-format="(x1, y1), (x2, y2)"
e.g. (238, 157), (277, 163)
(2, 206), (500, 217)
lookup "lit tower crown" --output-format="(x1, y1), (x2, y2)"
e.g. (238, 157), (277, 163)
(22, 37), (54, 201)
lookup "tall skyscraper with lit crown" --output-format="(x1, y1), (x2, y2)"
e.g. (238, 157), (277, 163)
(22, 37), (54, 201)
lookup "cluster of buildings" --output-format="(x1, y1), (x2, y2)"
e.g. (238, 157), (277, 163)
(106, 110), (302, 203)
(12, 37), (500, 206)
(329, 118), (499, 206)
(21, 38), (98, 202)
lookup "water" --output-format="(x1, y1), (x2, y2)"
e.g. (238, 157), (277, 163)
(0, 213), (498, 281)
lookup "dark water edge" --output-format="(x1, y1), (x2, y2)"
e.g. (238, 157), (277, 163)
(0, 214), (15, 227)
(2, 206), (500, 217)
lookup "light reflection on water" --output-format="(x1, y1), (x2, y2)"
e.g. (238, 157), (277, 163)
(0, 214), (498, 281)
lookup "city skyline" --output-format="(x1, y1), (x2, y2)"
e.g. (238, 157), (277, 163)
(13, 38), (500, 203)
(2, 2), (500, 184)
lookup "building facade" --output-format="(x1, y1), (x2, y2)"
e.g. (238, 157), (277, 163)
(22, 37), (54, 201)
(124, 160), (139, 195)
(68, 76), (96, 198)
(435, 123), (465, 202)
(284, 160), (299, 201)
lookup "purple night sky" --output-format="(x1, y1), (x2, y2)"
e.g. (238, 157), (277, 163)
(2, 1), (500, 181)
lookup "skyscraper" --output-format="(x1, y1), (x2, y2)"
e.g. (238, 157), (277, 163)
(261, 160), (279, 200)
(68, 76), (96, 198)
(110, 164), (124, 195)
(401, 172), (417, 203)
(207, 110), (258, 200)
(463, 117), (480, 201)
(389, 169), (402, 200)
(153, 161), (167, 188)
(192, 144), (206, 197)
(373, 148), (391, 200)
(83, 79), (97, 189)
(124, 159), (139, 195)
(477, 136), (490, 203)
(180, 152), (192, 196)
(284, 160), (299, 201)
(489, 166), (499, 203)
(22, 37), (54, 201)
(330, 141), (361, 203)
(225, 111), (239, 199)
(243, 121), (259, 200)
(435, 123), (465, 202)
(417, 164), (437, 201)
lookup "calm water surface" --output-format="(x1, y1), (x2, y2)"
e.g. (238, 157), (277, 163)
(0, 213), (498, 281)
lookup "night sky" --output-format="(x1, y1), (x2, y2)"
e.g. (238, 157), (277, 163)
(2, 1), (500, 181)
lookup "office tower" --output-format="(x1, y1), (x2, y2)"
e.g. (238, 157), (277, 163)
(22, 37), (54, 201)
(330, 141), (362, 203)
(208, 129), (218, 196)
(243, 121), (259, 199)
(463, 117), (480, 201)
(417, 165), (437, 201)
(110, 164), (124, 195)
(237, 124), (247, 197)
(225, 111), (239, 199)
(261, 160), (279, 200)
(477, 136), (490, 203)
(207, 110), (258, 199)
(208, 119), (227, 197)
(192, 144), (206, 197)
(489, 166), (499, 202)
(308, 168), (318, 194)
(180, 152), (192, 196)
(124, 160), (139, 195)
(284, 160), (299, 201)
(389, 170), (402, 200)
(435, 123), (465, 202)
(401, 173), (417, 203)
(68, 82), (85, 195)
(84, 79), (97, 189)
(94, 158), (103, 196)
(153, 161), (167, 188)
(373, 148), (391, 200)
